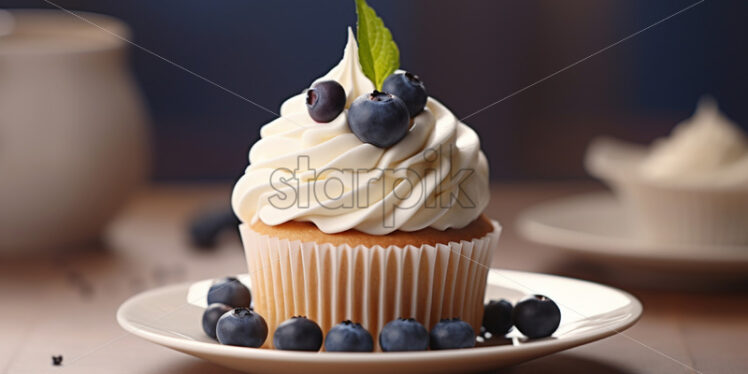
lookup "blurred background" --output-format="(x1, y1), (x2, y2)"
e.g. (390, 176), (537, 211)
(4, 0), (746, 181)
(2, 2), (748, 373)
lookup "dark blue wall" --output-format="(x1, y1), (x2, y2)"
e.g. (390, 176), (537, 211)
(3, 0), (746, 180)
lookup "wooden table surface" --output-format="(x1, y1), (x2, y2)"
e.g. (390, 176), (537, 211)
(1, 182), (746, 374)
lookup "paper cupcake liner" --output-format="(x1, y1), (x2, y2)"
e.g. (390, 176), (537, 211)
(587, 138), (748, 246)
(239, 221), (501, 348)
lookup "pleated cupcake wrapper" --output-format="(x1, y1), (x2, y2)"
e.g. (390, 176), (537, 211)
(240, 221), (501, 348)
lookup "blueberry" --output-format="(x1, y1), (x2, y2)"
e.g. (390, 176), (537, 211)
(306, 80), (346, 123)
(189, 207), (240, 249)
(273, 316), (324, 351)
(202, 303), (233, 339)
(482, 299), (513, 337)
(207, 277), (251, 308)
(429, 318), (475, 350)
(324, 320), (374, 352)
(382, 72), (427, 117)
(379, 318), (429, 352)
(347, 91), (410, 148)
(216, 308), (268, 347)
(512, 295), (561, 339)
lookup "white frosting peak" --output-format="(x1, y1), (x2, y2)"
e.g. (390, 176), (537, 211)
(640, 98), (748, 185)
(280, 28), (374, 116)
(232, 30), (489, 234)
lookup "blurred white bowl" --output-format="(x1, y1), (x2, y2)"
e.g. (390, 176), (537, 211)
(0, 10), (150, 253)
(586, 138), (748, 246)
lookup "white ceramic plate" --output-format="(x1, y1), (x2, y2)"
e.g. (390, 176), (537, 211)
(117, 269), (641, 374)
(517, 192), (748, 272)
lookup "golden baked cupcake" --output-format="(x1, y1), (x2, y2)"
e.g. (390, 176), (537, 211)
(232, 4), (499, 346)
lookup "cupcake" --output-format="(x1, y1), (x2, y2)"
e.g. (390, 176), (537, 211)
(586, 98), (748, 246)
(232, 23), (499, 346)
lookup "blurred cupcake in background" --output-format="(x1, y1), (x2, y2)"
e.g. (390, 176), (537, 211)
(586, 97), (748, 246)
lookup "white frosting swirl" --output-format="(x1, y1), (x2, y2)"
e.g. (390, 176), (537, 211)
(640, 98), (748, 185)
(232, 28), (490, 235)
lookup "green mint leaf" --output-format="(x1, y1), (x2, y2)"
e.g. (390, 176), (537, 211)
(355, 0), (400, 90)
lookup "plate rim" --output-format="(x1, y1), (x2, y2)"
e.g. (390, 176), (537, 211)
(517, 192), (748, 267)
(116, 269), (642, 364)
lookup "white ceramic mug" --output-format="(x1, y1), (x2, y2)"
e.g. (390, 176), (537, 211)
(0, 10), (150, 253)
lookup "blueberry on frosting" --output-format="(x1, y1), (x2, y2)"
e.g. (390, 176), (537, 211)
(382, 72), (427, 117)
(306, 80), (346, 123)
(348, 90), (410, 148)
